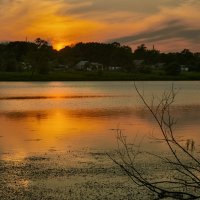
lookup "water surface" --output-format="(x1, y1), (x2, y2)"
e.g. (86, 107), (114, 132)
(0, 81), (199, 160)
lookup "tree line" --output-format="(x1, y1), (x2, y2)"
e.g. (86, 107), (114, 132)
(0, 38), (200, 75)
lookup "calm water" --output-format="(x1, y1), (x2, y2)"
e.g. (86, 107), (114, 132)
(0, 81), (200, 160)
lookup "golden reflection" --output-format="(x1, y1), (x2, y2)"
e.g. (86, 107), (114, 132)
(0, 108), (155, 160)
(1, 106), (200, 161)
(0, 109), (104, 160)
(31, 110), (102, 139)
(1, 151), (28, 162)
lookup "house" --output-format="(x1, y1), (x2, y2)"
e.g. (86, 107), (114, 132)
(90, 62), (104, 71)
(155, 63), (165, 68)
(108, 66), (122, 71)
(133, 60), (144, 67)
(75, 61), (104, 71)
(53, 64), (69, 71)
(180, 65), (189, 72)
(20, 62), (32, 71)
(74, 61), (89, 70)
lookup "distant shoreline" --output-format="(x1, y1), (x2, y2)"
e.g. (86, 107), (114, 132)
(0, 71), (200, 81)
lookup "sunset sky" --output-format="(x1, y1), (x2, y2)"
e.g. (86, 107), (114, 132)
(0, 0), (200, 51)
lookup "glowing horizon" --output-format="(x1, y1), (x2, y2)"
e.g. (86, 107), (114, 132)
(0, 0), (200, 52)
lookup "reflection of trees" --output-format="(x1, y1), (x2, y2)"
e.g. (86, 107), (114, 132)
(1, 104), (200, 125)
(0, 111), (47, 121)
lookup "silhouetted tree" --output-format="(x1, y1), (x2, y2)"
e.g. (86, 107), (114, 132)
(28, 38), (54, 76)
(133, 44), (147, 60)
(58, 42), (134, 70)
(0, 40), (200, 74)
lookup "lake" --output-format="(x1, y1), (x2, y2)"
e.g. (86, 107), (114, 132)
(0, 81), (200, 160)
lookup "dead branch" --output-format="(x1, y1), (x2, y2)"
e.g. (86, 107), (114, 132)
(109, 82), (200, 199)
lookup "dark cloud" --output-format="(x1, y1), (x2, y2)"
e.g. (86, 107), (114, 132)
(109, 19), (200, 46)
(63, 0), (184, 16)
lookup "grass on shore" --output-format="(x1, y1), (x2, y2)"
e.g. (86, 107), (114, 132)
(0, 71), (200, 81)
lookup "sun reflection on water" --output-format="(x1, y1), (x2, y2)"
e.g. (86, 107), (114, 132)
(0, 82), (200, 161)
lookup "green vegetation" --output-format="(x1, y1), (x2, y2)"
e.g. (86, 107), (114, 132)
(0, 71), (200, 81)
(0, 38), (200, 81)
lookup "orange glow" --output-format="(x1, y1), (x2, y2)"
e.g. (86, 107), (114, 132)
(0, 109), (101, 160)
(54, 42), (68, 50)
(27, 14), (105, 50)
(0, 0), (199, 55)
(1, 106), (200, 161)
(33, 110), (98, 138)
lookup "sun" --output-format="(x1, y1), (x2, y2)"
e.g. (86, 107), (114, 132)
(53, 42), (68, 51)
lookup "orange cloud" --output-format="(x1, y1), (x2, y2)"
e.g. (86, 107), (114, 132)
(0, 0), (106, 49)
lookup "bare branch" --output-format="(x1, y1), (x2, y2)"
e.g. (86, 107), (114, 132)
(108, 82), (200, 199)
